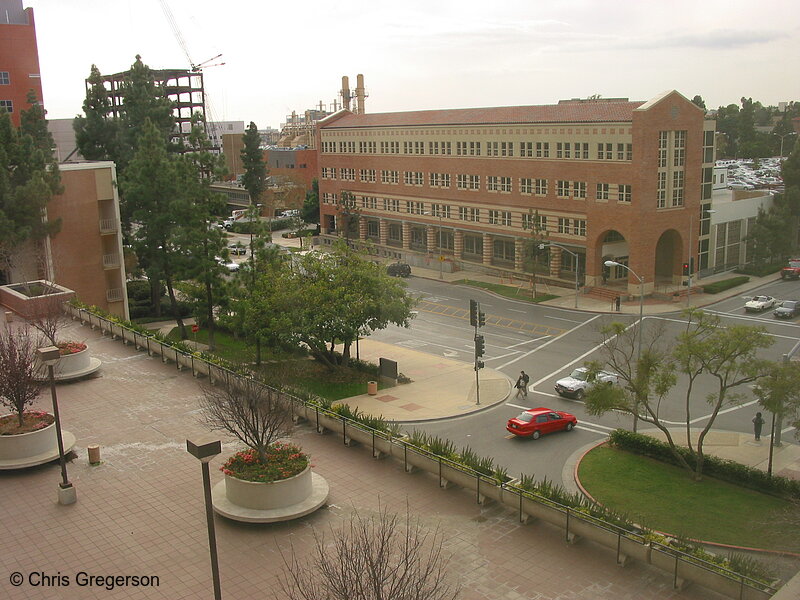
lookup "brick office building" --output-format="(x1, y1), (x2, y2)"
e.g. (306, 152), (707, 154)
(317, 91), (715, 295)
(0, 0), (43, 126)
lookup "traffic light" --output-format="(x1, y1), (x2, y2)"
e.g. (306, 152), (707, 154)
(469, 299), (478, 327)
(682, 258), (695, 276)
(475, 361), (485, 371)
(682, 262), (690, 276)
(475, 334), (485, 358)
(478, 311), (486, 327)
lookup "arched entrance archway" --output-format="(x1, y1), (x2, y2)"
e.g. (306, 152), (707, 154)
(655, 229), (682, 285)
(597, 230), (629, 283)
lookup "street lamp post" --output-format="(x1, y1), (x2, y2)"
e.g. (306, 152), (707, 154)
(424, 210), (446, 279)
(187, 438), (223, 600)
(37, 346), (76, 505)
(604, 261), (644, 432)
(540, 243), (580, 309)
(775, 132), (797, 158)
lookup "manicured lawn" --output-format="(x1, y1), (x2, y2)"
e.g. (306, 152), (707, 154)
(166, 328), (378, 400)
(578, 445), (797, 551)
(453, 279), (557, 303)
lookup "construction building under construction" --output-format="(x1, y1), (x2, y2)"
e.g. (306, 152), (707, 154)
(92, 64), (207, 145)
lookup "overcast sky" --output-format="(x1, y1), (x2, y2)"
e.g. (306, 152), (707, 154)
(26, 0), (800, 128)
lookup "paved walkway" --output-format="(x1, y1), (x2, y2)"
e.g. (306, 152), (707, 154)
(0, 321), (739, 600)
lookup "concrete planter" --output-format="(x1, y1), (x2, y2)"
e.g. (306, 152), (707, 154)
(212, 462), (329, 523)
(0, 414), (76, 469)
(225, 465), (313, 510)
(38, 346), (101, 381)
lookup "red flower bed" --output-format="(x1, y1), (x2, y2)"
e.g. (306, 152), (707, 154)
(56, 341), (87, 355)
(220, 442), (309, 483)
(0, 410), (54, 435)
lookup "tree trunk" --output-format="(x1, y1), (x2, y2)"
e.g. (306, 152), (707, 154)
(204, 275), (216, 351)
(341, 341), (351, 367)
(150, 278), (162, 318)
(255, 338), (261, 366)
(164, 272), (187, 340)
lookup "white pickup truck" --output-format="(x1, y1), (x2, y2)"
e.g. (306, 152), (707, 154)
(554, 367), (619, 399)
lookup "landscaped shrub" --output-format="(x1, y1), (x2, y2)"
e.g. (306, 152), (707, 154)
(701, 276), (750, 294)
(734, 263), (783, 277)
(609, 429), (800, 499)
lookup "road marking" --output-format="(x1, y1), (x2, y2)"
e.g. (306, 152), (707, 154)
(543, 315), (586, 324)
(577, 425), (611, 436)
(497, 314), (602, 370)
(507, 336), (549, 349)
(508, 308), (526, 314)
(416, 299), (566, 337)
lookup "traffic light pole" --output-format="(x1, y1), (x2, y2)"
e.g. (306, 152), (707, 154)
(469, 299), (486, 405)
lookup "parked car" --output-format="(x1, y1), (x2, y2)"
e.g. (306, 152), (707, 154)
(774, 300), (800, 319)
(386, 262), (411, 277)
(554, 367), (619, 400)
(228, 243), (247, 256)
(216, 257), (240, 273)
(506, 407), (577, 439)
(745, 295), (776, 312)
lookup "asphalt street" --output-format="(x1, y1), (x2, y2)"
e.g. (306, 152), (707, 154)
(370, 275), (800, 482)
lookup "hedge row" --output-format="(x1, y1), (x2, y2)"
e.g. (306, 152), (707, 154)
(702, 276), (750, 294)
(734, 263), (784, 277)
(608, 429), (800, 499)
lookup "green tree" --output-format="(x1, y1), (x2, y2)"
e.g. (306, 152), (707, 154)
(301, 178), (319, 225)
(245, 243), (415, 370)
(673, 309), (774, 480)
(754, 363), (800, 444)
(173, 114), (228, 348)
(745, 204), (793, 264)
(121, 119), (186, 330)
(0, 102), (62, 273)
(73, 65), (119, 162)
(691, 95), (706, 110)
(240, 121), (268, 206)
(334, 190), (360, 242)
(586, 310), (775, 481)
(522, 209), (549, 297)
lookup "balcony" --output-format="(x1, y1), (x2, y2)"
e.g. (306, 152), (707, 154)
(106, 288), (123, 303)
(99, 218), (117, 234)
(102, 253), (120, 269)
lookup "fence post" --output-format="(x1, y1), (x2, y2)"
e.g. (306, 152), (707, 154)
(565, 508), (570, 542)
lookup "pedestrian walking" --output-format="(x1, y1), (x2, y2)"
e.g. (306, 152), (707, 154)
(752, 412), (765, 441)
(515, 371), (530, 398)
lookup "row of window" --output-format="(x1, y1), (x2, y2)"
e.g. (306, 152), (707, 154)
(321, 169), (632, 202)
(321, 140), (633, 160)
(321, 193), (588, 236)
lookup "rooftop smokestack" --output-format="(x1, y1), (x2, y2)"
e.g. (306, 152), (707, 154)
(341, 76), (351, 112)
(355, 74), (365, 114)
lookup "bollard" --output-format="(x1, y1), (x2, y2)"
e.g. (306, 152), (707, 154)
(87, 444), (101, 465)
(5, 311), (12, 323)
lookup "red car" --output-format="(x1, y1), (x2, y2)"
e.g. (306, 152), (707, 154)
(506, 407), (577, 439)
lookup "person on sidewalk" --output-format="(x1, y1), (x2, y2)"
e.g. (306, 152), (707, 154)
(752, 412), (766, 441)
(515, 371), (530, 398)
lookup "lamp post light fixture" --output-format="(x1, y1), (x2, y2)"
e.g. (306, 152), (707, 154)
(37, 346), (76, 505)
(187, 438), (223, 600)
(540, 243), (580, 309)
(604, 261), (645, 432)
(775, 131), (797, 158)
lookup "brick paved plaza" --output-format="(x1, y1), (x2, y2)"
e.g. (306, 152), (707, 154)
(0, 322), (729, 599)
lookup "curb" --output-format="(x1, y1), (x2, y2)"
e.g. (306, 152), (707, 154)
(573, 440), (800, 557)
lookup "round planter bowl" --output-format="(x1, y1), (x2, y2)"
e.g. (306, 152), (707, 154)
(225, 464), (313, 510)
(37, 347), (101, 381)
(0, 415), (76, 469)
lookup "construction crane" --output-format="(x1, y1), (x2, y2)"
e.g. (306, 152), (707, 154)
(158, 0), (225, 72)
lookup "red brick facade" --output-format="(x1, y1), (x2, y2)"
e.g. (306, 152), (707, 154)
(317, 91), (714, 293)
(0, 4), (43, 127)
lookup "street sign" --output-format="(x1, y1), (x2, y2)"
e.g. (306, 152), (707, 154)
(191, 324), (200, 333)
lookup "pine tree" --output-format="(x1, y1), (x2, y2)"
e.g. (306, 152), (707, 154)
(240, 121), (267, 204)
(73, 64), (119, 162)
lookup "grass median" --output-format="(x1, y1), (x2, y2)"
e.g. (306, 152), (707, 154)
(453, 279), (558, 303)
(578, 445), (797, 552)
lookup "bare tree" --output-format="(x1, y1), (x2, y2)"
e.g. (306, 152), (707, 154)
(199, 378), (293, 463)
(24, 287), (69, 346)
(0, 326), (44, 428)
(278, 506), (460, 600)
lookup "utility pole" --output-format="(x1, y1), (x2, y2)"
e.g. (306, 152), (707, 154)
(470, 299), (486, 405)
